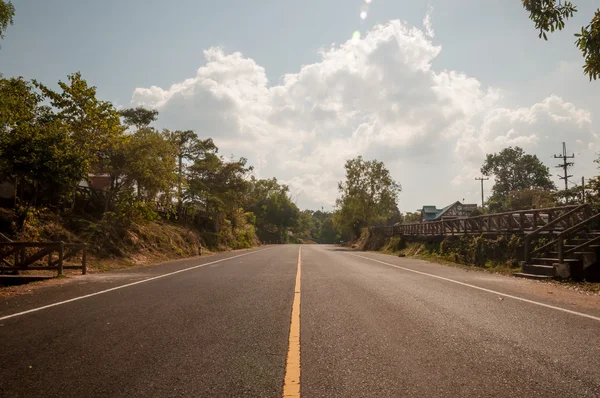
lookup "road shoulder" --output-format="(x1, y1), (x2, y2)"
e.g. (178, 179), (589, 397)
(348, 249), (600, 318)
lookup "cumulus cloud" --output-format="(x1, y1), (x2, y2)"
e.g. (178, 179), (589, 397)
(131, 18), (598, 211)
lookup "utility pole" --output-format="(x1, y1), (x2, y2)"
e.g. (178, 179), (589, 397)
(475, 176), (489, 210)
(554, 142), (575, 200)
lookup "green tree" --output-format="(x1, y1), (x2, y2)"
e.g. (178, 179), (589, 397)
(522, 0), (600, 80)
(502, 188), (557, 211)
(0, 0), (14, 41)
(335, 156), (401, 238)
(481, 146), (556, 212)
(119, 106), (158, 130)
(34, 73), (125, 176)
(245, 177), (300, 243)
(0, 77), (86, 210)
(403, 212), (421, 223)
(127, 128), (177, 202)
(187, 152), (253, 238)
(166, 129), (217, 218)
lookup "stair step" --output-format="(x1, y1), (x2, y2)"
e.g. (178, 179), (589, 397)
(532, 257), (580, 262)
(549, 251), (595, 255)
(514, 273), (554, 280)
(523, 264), (555, 276)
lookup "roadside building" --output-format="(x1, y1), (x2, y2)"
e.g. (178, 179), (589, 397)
(419, 201), (478, 223)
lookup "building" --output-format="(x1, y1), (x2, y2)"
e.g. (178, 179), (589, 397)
(420, 201), (478, 222)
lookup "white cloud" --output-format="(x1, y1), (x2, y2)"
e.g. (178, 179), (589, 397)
(423, 6), (435, 38)
(131, 18), (598, 212)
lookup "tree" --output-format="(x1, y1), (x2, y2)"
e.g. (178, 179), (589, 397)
(120, 107), (158, 130)
(0, 77), (86, 209)
(126, 128), (177, 202)
(245, 177), (300, 243)
(502, 188), (557, 211)
(318, 216), (341, 243)
(481, 146), (556, 211)
(34, 73), (125, 176)
(0, 0), (14, 41)
(335, 156), (401, 238)
(522, 0), (600, 80)
(403, 212), (421, 224)
(166, 129), (217, 218)
(186, 152), (253, 237)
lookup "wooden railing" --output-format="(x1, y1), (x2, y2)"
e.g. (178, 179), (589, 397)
(523, 204), (590, 262)
(373, 205), (585, 237)
(0, 242), (87, 276)
(529, 209), (600, 264)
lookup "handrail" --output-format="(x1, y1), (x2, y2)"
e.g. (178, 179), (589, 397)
(524, 204), (588, 241)
(0, 241), (87, 275)
(396, 204), (580, 229)
(565, 234), (600, 255)
(532, 211), (600, 256)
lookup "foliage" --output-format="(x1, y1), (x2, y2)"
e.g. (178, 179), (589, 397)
(403, 211), (421, 224)
(487, 188), (557, 212)
(166, 129), (217, 216)
(0, 77), (87, 207)
(126, 128), (177, 201)
(481, 146), (555, 212)
(0, 0), (14, 41)
(365, 232), (523, 270)
(522, 0), (600, 80)
(244, 177), (300, 243)
(335, 156), (401, 238)
(34, 72), (126, 176)
(119, 106), (158, 129)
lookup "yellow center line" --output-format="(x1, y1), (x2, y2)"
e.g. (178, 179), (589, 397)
(283, 246), (302, 397)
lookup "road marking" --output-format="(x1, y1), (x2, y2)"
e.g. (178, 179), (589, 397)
(283, 247), (302, 398)
(347, 252), (600, 323)
(0, 248), (271, 322)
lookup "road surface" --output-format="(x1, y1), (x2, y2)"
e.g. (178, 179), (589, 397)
(1, 245), (600, 397)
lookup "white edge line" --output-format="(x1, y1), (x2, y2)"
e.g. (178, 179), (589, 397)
(0, 248), (271, 322)
(347, 252), (600, 323)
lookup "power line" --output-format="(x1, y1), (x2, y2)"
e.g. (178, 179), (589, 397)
(554, 142), (575, 202)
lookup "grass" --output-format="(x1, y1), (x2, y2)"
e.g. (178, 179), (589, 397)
(371, 239), (600, 294)
(381, 248), (519, 276)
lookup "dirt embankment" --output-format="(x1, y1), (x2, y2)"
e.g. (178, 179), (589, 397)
(0, 208), (260, 275)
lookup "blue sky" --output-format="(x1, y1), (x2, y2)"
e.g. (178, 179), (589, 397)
(2, 0), (600, 211)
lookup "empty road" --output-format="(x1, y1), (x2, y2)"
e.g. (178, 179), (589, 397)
(1, 245), (600, 397)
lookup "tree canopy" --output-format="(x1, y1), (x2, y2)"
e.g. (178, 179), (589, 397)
(481, 146), (556, 211)
(335, 156), (401, 238)
(522, 0), (600, 80)
(0, 0), (14, 41)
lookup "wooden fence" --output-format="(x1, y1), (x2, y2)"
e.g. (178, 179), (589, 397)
(372, 204), (590, 237)
(0, 242), (87, 276)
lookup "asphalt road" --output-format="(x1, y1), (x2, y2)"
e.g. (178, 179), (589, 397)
(1, 245), (600, 397)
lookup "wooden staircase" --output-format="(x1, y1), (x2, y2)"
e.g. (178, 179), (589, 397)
(515, 205), (600, 280)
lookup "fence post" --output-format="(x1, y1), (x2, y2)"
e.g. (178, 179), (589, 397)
(82, 245), (87, 275)
(523, 238), (530, 263)
(558, 238), (564, 264)
(520, 213), (526, 230)
(57, 242), (64, 276)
